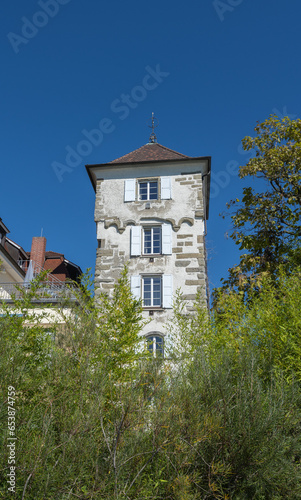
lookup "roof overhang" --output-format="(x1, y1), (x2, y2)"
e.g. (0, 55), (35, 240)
(0, 244), (26, 281)
(0, 218), (10, 235)
(86, 156), (211, 219)
(6, 237), (28, 260)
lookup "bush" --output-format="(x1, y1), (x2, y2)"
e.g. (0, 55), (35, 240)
(1, 269), (301, 498)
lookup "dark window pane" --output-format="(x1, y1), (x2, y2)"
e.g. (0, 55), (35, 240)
(153, 278), (161, 289)
(146, 335), (164, 357)
(155, 336), (164, 356)
(143, 277), (151, 306)
(153, 227), (161, 253)
(149, 182), (158, 200)
(153, 278), (161, 306)
(139, 182), (148, 200)
(153, 242), (160, 253)
(144, 277), (151, 288)
(147, 338), (154, 353)
(144, 229), (151, 253)
(144, 295), (151, 307)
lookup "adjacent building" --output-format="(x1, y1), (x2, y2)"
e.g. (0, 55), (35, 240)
(0, 220), (82, 307)
(0, 218), (27, 286)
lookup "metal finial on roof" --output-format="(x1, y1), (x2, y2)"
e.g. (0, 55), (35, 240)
(147, 112), (158, 143)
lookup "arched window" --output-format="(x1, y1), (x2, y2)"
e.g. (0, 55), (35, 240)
(146, 333), (164, 358)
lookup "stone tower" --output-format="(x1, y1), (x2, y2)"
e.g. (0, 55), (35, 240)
(86, 139), (211, 356)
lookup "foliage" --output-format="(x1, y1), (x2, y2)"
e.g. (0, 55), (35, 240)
(1, 268), (301, 498)
(212, 268), (301, 380)
(221, 114), (301, 293)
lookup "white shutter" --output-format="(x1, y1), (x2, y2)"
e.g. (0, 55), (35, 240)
(130, 226), (141, 256)
(130, 276), (141, 301)
(162, 223), (172, 255)
(124, 179), (136, 202)
(161, 177), (172, 199)
(162, 275), (173, 308)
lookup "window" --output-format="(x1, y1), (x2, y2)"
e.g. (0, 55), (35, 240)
(139, 180), (158, 200)
(143, 226), (161, 254)
(124, 177), (171, 202)
(146, 334), (164, 357)
(130, 274), (173, 309)
(130, 224), (172, 256)
(143, 276), (161, 307)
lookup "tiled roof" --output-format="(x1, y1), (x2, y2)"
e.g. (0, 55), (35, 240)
(110, 143), (190, 164)
(45, 251), (64, 258)
(26, 249), (82, 282)
(44, 258), (69, 282)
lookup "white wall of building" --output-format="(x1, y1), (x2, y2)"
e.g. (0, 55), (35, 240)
(93, 158), (209, 343)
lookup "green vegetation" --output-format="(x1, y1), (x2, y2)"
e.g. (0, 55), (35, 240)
(221, 115), (301, 293)
(1, 268), (301, 499)
(1, 116), (301, 498)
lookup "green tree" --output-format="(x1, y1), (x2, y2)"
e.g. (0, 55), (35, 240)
(212, 268), (301, 380)
(222, 114), (301, 291)
(0, 268), (167, 499)
(2, 268), (301, 499)
(162, 277), (301, 499)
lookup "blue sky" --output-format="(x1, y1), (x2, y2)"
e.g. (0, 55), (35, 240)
(1, 0), (300, 293)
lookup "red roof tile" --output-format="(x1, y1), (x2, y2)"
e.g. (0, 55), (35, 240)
(110, 143), (190, 164)
(43, 258), (68, 282)
(45, 251), (64, 258)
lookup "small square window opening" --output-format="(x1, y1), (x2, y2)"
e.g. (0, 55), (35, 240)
(139, 180), (158, 201)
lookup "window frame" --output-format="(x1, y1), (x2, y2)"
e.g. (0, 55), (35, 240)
(142, 275), (162, 308)
(142, 226), (162, 255)
(138, 179), (159, 201)
(146, 333), (164, 358)
(130, 274), (173, 309)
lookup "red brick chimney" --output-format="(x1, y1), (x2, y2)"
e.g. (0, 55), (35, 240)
(30, 237), (46, 272)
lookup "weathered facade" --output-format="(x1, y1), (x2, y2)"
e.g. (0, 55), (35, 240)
(86, 141), (211, 353)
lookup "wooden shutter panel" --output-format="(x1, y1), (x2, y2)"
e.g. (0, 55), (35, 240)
(124, 179), (136, 202)
(162, 223), (172, 255)
(161, 177), (172, 200)
(130, 276), (141, 301)
(162, 275), (173, 308)
(131, 226), (141, 256)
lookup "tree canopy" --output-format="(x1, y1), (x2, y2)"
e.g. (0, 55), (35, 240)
(221, 114), (301, 291)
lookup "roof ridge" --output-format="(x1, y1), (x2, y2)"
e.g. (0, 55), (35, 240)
(45, 251), (64, 257)
(110, 142), (191, 164)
